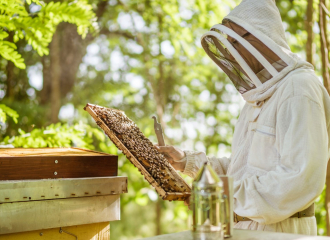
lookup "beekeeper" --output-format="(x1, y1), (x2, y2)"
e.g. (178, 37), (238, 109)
(156, 0), (330, 236)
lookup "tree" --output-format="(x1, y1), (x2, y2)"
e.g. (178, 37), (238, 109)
(0, 0), (96, 69)
(305, 0), (314, 65)
(318, 0), (330, 236)
(39, 0), (110, 123)
(0, 0), (97, 123)
(81, 0), (238, 236)
(0, 0), (239, 237)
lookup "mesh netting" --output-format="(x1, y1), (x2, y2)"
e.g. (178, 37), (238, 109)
(201, 21), (288, 94)
(201, 34), (256, 94)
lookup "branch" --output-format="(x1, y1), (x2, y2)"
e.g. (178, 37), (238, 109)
(319, 1), (330, 95)
(321, 2), (330, 17)
(305, 0), (314, 64)
(95, 0), (109, 20)
(99, 29), (135, 40)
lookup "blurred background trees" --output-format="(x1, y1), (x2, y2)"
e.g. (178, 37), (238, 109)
(1, 0), (330, 238)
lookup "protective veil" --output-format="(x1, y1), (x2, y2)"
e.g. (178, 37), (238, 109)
(182, 0), (330, 235)
(201, 21), (287, 94)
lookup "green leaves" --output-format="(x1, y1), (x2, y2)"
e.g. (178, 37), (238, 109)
(2, 122), (105, 149)
(0, 104), (19, 124)
(41, 0), (96, 38)
(0, 103), (106, 149)
(0, 37), (26, 69)
(0, 29), (25, 68)
(26, 0), (41, 5)
(0, 0), (97, 68)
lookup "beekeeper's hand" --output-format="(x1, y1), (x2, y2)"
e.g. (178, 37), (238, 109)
(184, 196), (192, 210)
(155, 145), (186, 171)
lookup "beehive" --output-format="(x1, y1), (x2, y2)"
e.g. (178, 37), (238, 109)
(84, 103), (191, 201)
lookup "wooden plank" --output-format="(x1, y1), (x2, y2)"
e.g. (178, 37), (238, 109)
(84, 103), (191, 201)
(164, 192), (192, 201)
(0, 148), (110, 157)
(0, 155), (118, 180)
(0, 176), (127, 203)
(0, 222), (110, 240)
(0, 195), (120, 235)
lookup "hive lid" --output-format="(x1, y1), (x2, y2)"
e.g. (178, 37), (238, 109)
(0, 148), (118, 180)
(194, 162), (222, 186)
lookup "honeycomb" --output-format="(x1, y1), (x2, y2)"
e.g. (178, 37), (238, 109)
(84, 104), (191, 200)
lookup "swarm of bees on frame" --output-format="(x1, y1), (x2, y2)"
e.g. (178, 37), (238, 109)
(90, 105), (189, 193)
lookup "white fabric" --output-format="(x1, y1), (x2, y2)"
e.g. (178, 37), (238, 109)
(182, 0), (330, 236)
(226, 0), (290, 50)
(234, 217), (317, 235)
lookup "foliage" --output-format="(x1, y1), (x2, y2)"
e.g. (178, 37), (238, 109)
(1, 121), (106, 149)
(73, 0), (239, 154)
(72, 0), (239, 238)
(316, 187), (327, 236)
(0, 0), (329, 238)
(0, 0), (96, 69)
(0, 104), (19, 124)
(0, 102), (110, 154)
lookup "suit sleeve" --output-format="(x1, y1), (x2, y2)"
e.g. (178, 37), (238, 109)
(182, 150), (231, 179)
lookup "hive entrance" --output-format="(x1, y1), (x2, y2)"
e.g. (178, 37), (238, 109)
(84, 103), (191, 201)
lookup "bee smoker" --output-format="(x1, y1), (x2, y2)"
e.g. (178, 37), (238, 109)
(192, 162), (225, 240)
(219, 175), (233, 238)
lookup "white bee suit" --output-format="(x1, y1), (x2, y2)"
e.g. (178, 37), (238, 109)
(182, 0), (330, 235)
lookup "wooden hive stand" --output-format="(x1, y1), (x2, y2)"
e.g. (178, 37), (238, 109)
(0, 147), (126, 240)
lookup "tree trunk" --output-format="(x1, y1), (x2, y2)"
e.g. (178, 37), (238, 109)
(58, 23), (92, 98)
(319, 1), (330, 95)
(39, 0), (109, 121)
(319, 0), (330, 236)
(327, 165), (330, 236)
(50, 31), (61, 123)
(5, 32), (15, 100)
(5, 59), (15, 100)
(40, 23), (91, 122)
(156, 198), (162, 235)
(40, 56), (51, 105)
(305, 0), (314, 65)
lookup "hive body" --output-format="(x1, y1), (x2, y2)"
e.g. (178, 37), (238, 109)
(84, 103), (191, 201)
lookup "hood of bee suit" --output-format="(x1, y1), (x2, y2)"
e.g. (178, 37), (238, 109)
(201, 0), (314, 106)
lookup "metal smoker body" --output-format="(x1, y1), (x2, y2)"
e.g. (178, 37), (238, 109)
(192, 162), (225, 240)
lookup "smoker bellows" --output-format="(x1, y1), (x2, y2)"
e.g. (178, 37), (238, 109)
(84, 103), (191, 201)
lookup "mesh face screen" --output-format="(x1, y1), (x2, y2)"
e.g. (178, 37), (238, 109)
(201, 34), (256, 94)
(202, 22), (288, 94)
